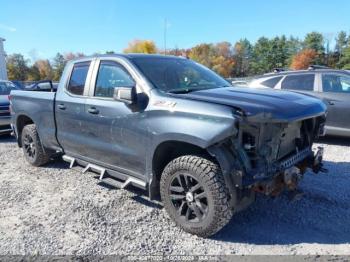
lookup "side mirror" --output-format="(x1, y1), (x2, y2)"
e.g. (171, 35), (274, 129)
(113, 86), (136, 104)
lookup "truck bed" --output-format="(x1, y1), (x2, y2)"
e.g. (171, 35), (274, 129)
(10, 90), (59, 150)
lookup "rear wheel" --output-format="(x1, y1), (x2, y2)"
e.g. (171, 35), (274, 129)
(21, 124), (49, 166)
(160, 155), (233, 237)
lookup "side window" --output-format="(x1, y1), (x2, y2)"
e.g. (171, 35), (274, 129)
(67, 62), (90, 95)
(261, 76), (283, 88)
(281, 74), (315, 91)
(95, 61), (135, 98)
(322, 74), (350, 93)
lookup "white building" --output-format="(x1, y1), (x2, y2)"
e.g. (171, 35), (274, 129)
(0, 37), (8, 80)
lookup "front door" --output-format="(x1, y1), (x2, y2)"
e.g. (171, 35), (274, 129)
(83, 60), (148, 178)
(318, 73), (350, 133)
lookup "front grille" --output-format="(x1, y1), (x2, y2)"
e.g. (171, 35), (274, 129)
(240, 116), (323, 173)
(277, 121), (302, 160)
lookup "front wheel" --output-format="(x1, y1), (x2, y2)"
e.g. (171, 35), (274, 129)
(160, 155), (233, 237)
(21, 124), (49, 166)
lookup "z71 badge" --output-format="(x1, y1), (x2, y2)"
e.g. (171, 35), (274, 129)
(153, 101), (177, 108)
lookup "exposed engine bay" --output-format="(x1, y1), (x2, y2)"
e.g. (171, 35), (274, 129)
(246, 115), (326, 191)
(209, 114), (327, 208)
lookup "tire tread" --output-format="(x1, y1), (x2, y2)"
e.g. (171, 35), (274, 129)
(22, 124), (49, 166)
(160, 155), (233, 237)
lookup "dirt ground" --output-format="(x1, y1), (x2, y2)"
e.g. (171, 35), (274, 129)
(0, 135), (349, 255)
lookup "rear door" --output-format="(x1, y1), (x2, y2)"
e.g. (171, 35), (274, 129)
(55, 60), (94, 156)
(318, 73), (350, 133)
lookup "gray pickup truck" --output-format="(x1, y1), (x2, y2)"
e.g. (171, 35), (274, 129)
(10, 54), (327, 237)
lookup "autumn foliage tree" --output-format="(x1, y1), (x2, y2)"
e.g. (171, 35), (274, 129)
(290, 49), (317, 70)
(34, 59), (54, 80)
(123, 40), (157, 54)
(189, 42), (235, 77)
(211, 42), (235, 77)
(6, 54), (29, 81)
(5, 30), (350, 81)
(27, 65), (40, 81)
(211, 55), (235, 77)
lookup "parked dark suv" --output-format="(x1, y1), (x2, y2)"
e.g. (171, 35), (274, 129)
(0, 80), (18, 135)
(248, 66), (350, 137)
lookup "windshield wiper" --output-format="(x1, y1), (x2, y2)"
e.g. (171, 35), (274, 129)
(167, 88), (198, 94)
(167, 85), (230, 94)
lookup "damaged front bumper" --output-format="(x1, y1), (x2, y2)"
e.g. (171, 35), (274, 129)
(251, 146), (326, 196)
(278, 146), (326, 175)
(208, 115), (327, 208)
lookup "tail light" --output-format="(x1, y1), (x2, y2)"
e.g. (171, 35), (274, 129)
(8, 95), (12, 114)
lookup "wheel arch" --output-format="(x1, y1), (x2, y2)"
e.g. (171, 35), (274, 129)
(15, 114), (35, 147)
(148, 137), (243, 208)
(149, 140), (213, 200)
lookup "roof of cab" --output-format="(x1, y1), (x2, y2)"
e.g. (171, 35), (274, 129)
(70, 53), (184, 63)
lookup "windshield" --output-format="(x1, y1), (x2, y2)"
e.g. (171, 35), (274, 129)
(131, 57), (231, 93)
(0, 82), (17, 95)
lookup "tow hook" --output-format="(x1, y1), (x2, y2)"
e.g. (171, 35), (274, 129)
(284, 167), (305, 201)
(312, 147), (328, 173)
(283, 166), (301, 191)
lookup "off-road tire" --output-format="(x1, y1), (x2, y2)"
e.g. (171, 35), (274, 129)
(160, 155), (233, 237)
(21, 124), (50, 166)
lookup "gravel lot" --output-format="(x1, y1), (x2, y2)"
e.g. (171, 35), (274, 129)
(0, 135), (349, 256)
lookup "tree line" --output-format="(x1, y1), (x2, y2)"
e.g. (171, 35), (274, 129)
(6, 31), (350, 81)
(6, 52), (85, 82)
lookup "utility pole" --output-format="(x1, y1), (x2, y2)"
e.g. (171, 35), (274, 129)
(164, 18), (167, 55)
(0, 37), (8, 80)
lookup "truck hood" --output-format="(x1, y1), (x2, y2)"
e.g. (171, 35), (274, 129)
(177, 87), (326, 122)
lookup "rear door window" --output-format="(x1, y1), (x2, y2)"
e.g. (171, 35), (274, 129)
(322, 74), (350, 93)
(281, 74), (315, 91)
(261, 76), (283, 88)
(67, 62), (91, 95)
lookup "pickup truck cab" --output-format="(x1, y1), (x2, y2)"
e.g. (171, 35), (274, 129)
(11, 54), (327, 237)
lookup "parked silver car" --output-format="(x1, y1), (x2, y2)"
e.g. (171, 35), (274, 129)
(247, 67), (350, 137)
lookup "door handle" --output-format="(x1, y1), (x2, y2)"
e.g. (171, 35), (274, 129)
(58, 104), (66, 110)
(328, 101), (335, 106)
(88, 107), (99, 114)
